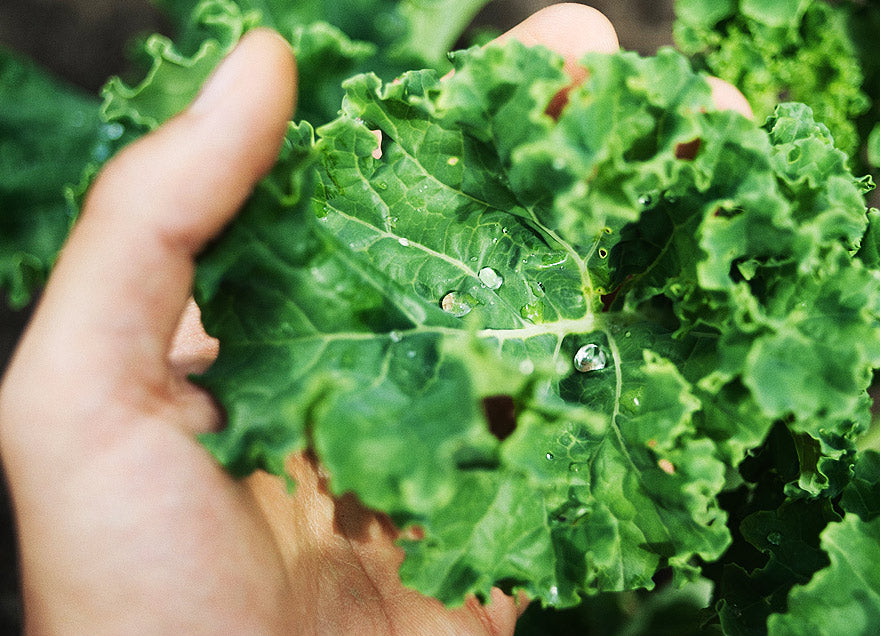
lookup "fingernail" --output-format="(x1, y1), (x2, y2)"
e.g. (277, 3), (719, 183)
(189, 37), (251, 114)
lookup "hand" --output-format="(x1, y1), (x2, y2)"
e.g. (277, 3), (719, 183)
(0, 5), (749, 634)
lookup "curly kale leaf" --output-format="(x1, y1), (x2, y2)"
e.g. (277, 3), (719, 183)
(673, 0), (872, 157)
(0, 48), (117, 308)
(193, 41), (880, 607)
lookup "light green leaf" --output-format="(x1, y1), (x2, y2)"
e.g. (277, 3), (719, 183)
(740, 0), (810, 28)
(767, 514), (880, 636)
(869, 124), (880, 170)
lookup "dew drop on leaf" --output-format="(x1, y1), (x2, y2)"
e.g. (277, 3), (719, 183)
(105, 122), (124, 140)
(519, 359), (535, 375)
(520, 301), (544, 323)
(388, 330), (402, 343)
(478, 267), (503, 290)
(767, 531), (782, 546)
(398, 237), (410, 247)
(638, 193), (654, 207)
(545, 452), (554, 460)
(441, 292), (473, 317)
(573, 344), (606, 372)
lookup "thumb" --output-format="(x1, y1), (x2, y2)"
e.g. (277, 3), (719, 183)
(12, 28), (296, 391)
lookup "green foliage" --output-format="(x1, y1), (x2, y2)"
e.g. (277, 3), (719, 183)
(3, 1), (880, 633)
(673, 0), (875, 162)
(185, 37), (880, 619)
(766, 513), (880, 635)
(0, 48), (118, 308)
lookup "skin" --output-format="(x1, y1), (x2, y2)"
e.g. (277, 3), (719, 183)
(0, 4), (750, 634)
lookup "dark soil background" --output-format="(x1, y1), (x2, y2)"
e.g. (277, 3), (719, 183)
(0, 1), (673, 632)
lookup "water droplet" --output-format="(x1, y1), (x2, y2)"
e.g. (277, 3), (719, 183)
(376, 181), (388, 190)
(552, 157), (567, 170)
(548, 586), (560, 604)
(388, 331), (402, 343)
(519, 359), (535, 375)
(633, 397), (640, 407)
(104, 122), (125, 140)
(767, 532), (782, 546)
(545, 452), (554, 460)
(638, 193), (654, 207)
(568, 462), (581, 473)
(501, 227), (509, 234)
(398, 237), (410, 247)
(441, 292), (473, 317)
(573, 344), (606, 372)
(447, 156), (460, 166)
(406, 350), (416, 358)
(520, 301), (544, 323)
(478, 267), (503, 290)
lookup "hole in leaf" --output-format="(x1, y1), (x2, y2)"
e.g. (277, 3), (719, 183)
(675, 138), (701, 159)
(482, 395), (517, 441)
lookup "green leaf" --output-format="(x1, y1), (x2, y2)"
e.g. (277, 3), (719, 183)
(840, 449), (880, 521)
(716, 499), (837, 635)
(739, 0), (809, 28)
(674, 0), (736, 26)
(289, 22), (376, 124)
(102, 0), (258, 130)
(195, 41), (880, 608)
(767, 514), (880, 636)
(674, 1), (871, 157)
(392, 0), (497, 67)
(869, 124), (880, 170)
(0, 47), (108, 307)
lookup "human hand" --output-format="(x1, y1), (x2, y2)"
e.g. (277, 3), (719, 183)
(0, 5), (750, 634)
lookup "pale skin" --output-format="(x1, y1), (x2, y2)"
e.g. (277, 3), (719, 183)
(0, 4), (750, 634)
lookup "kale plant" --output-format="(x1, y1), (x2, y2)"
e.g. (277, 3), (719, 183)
(2, 1), (880, 634)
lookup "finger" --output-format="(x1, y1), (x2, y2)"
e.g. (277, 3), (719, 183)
(707, 76), (753, 118)
(494, 2), (619, 84)
(493, 3), (617, 116)
(169, 298), (220, 377)
(19, 29), (296, 388)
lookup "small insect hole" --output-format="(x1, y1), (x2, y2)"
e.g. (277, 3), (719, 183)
(482, 395), (517, 441)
